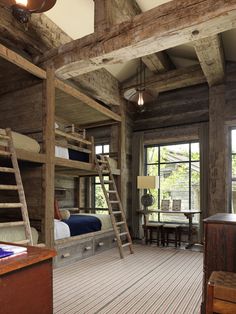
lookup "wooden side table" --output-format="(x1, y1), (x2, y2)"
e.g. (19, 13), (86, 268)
(0, 243), (56, 314)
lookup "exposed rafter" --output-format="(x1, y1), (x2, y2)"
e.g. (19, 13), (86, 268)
(193, 34), (225, 86)
(39, 0), (236, 78)
(122, 65), (206, 94)
(142, 52), (173, 74)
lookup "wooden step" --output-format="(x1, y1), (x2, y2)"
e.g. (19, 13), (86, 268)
(0, 221), (25, 228)
(119, 232), (128, 237)
(116, 221), (125, 226)
(112, 211), (122, 214)
(0, 150), (11, 157)
(103, 180), (113, 184)
(0, 167), (15, 173)
(0, 185), (18, 190)
(107, 190), (116, 193)
(0, 203), (22, 208)
(0, 134), (10, 140)
(110, 201), (119, 203)
(98, 160), (108, 164)
(122, 242), (132, 248)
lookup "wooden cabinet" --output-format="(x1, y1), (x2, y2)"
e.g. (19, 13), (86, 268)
(202, 213), (236, 312)
(0, 243), (56, 314)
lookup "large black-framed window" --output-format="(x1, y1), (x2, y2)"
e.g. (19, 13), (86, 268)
(93, 144), (110, 213)
(231, 128), (236, 213)
(144, 141), (200, 223)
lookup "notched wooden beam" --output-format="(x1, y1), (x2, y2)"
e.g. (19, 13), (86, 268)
(40, 0), (236, 77)
(122, 65), (206, 94)
(193, 34), (225, 86)
(142, 52), (173, 73)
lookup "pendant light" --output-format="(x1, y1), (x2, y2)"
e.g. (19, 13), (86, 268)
(123, 59), (155, 106)
(0, 0), (57, 23)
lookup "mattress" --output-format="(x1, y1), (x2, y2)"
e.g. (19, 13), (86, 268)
(0, 226), (38, 245)
(0, 129), (40, 153)
(54, 219), (71, 240)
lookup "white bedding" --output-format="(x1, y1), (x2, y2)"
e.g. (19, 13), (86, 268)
(0, 226), (38, 245)
(54, 219), (70, 240)
(54, 214), (112, 240)
(0, 128), (40, 153)
(55, 146), (69, 159)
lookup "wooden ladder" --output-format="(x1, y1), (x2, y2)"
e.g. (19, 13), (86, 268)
(0, 128), (33, 245)
(95, 155), (134, 259)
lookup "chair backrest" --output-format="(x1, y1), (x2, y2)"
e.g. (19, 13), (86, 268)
(172, 199), (181, 211)
(161, 199), (170, 211)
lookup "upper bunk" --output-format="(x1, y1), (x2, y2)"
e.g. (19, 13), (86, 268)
(0, 43), (121, 176)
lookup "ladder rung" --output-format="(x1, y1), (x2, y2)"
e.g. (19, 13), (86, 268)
(0, 221), (25, 228)
(116, 221), (125, 226)
(0, 203), (22, 208)
(119, 232), (128, 237)
(14, 239), (30, 245)
(110, 201), (119, 203)
(103, 180), (113, 184)
(0, 150), (11, 157)
(0, 134), (10, 140)
(0, 167), (15, 173)
(112, 211), (122, 214)
(107, 190), (116, 193)
(98, 160), (108, 164)
(0, 185), (18, 190)
(122, 242), (132, 248)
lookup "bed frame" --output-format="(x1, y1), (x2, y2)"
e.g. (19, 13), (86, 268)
(54, 228), (117, 267)
(0, 44), (123, 264)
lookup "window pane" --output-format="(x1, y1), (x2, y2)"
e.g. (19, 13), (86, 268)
(191, 143), (200, 161)
(232, 130), (236, 153)
(146, 147), (158, 163)
(232, 181), (236, 214)
(232, 155), (236, 178)
(95, 176), (100, 183)
(160, 163), (189, 210)
(103, 145), (110, 153)
(95, 145), (102, 154)
(147, 164), (158, 176)
(160, 144), (189, 163)
(191, 162), (200, 223)
(95, 184), (108, 208)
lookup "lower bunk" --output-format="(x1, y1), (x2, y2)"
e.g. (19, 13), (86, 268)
(54, 228), (117, 268)
(54, 212), (116, 267)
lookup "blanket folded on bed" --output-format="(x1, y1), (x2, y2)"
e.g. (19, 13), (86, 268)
(63, 214), (102, 236)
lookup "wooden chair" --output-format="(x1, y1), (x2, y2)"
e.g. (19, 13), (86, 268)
(142, 213), (164, 246)
(162, 199), (182, 247)
(206, 271), (236, 314)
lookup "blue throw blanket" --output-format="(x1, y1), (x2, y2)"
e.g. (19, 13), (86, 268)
(63, 215), (102, 236)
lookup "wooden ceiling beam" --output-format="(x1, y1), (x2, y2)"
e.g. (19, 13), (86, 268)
(40, 0), (236, 78)
(122, 65), (206, 94)
(142, 52), (173, 73)
(193, 34), (225, 86)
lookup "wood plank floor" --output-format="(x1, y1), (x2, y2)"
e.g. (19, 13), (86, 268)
(53, 245), (203, 314)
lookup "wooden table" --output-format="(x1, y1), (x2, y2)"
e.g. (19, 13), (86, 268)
(138, 209), (201, 248)
(0, 243), (56, 314)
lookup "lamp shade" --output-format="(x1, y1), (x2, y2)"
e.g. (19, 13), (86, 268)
(137, 176), (159, 189)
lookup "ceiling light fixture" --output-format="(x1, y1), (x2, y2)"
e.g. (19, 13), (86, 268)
(1, 0), (57, 24)
(123, 59), (155, 107)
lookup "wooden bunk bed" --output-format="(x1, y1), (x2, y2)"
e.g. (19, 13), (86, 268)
(0, 43), (123, 266)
